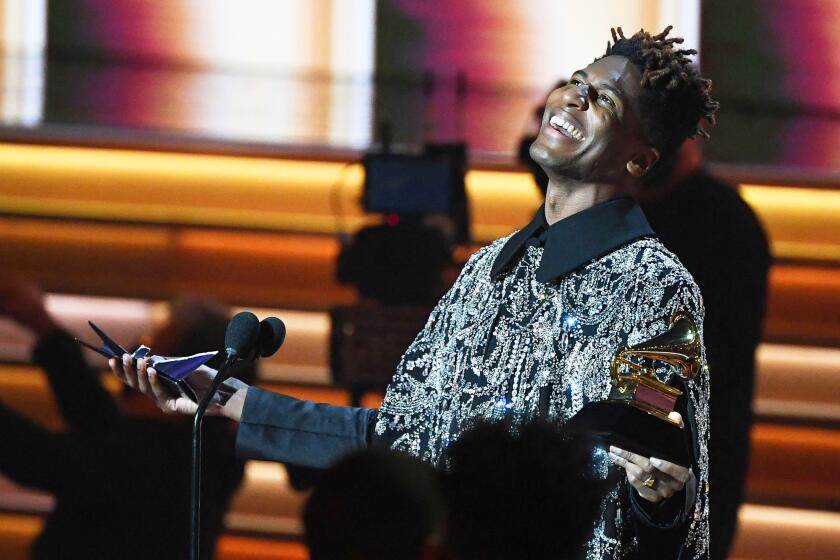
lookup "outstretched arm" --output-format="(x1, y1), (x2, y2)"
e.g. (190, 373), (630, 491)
(36, 329), (121, 431)
(0, 277), (120, 431)
(109, 356), (377, 467)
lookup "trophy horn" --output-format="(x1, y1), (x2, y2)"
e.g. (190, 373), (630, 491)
(567, 311), (702, 465)
(617, 311), (702, 381)
(609, 311), (702, 423)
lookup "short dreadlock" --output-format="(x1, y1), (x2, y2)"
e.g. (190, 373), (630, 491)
(602, 26), (719, 175)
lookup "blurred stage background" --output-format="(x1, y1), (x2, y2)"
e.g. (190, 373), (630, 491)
(1, 1), (839, 559)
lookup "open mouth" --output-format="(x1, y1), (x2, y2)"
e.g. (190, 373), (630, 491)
(549, 114), (584, 141)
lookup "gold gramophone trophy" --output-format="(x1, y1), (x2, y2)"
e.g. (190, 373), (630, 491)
(568, 311), (702, 467)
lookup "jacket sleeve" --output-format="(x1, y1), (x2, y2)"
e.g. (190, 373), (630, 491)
(627, 381), (700, 558)
(235, 386), (378, 468)
(626, 266), (711, 559)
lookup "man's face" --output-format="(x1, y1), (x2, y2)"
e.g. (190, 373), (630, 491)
(529, 55), (653, 185)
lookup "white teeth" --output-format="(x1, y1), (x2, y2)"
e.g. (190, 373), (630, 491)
(549, 115), (583, 141)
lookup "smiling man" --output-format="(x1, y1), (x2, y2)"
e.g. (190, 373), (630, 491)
(113, 26), (717, 559)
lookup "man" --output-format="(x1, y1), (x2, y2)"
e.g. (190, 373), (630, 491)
(520, 97), (770, 560)
(113, 27), (717, 558)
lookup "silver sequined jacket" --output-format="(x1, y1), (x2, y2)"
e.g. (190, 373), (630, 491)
(375, 230), (710, 559)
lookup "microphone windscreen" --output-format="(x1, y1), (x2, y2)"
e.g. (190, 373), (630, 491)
(225, 311), (260, 359)
(258, 317), (286, 358)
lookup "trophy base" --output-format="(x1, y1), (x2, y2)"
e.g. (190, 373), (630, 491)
(567, 400), (690, 467)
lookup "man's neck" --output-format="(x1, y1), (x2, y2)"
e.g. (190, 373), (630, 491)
(543, 177), (622, 225)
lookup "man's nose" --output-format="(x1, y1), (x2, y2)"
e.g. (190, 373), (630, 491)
(562, 83), (589, 110)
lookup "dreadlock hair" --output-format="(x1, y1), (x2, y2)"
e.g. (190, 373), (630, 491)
(602, 26), (719, 181)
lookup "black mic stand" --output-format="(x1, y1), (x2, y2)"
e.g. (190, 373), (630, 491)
(188, 311), (278, 560)
(190, 354), (236, 560)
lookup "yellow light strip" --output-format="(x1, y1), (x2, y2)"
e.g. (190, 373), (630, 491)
(739, 184), (840, 261)
(0, 143), (373, 233)
(733, 504), (840, 559)
(0, 513), (45, 540)
(0, 143), (838, 261)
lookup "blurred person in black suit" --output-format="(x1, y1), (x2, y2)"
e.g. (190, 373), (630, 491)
(0, 279), (250, 559)
(519, 114), (771, 559)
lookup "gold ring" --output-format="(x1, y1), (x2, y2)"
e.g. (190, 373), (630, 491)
(643, 475), (656, 488)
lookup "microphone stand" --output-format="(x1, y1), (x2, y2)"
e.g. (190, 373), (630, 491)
(190, 355), (236, 560)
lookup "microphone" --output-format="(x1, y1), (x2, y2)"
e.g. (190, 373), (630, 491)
(256, 316), (286, 358)
(235, 316), (287, 362)
(223, 311), (260, 363)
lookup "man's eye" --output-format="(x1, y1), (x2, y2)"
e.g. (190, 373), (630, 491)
(570, 78), (582, 86)
(598, 94), (616, 108)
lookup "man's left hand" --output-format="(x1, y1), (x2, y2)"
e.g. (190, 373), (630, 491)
(607, 411), (693, 503)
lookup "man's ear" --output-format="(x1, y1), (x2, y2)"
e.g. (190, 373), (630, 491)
(626, 147), (660, 177)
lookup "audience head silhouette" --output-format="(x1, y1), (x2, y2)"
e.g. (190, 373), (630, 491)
(304, 447), (446, 560)
(443, 419), (611, 560)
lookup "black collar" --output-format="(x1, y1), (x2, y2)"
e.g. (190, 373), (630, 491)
(490, 198), (655, 283)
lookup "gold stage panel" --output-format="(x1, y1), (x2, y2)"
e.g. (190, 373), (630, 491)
(0, 143), (838, 261)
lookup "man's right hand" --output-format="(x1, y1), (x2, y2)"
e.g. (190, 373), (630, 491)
(109, 354), (198, 415)
(108, 355), (247, 421)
